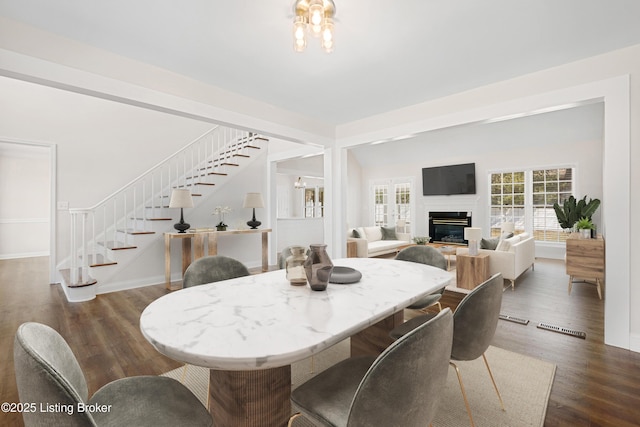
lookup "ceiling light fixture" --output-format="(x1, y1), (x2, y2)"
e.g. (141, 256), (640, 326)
(293, 0), (336, 53)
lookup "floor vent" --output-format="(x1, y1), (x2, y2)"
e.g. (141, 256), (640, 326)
(537, 322), (586, 339)
(499, 314), (530, 325)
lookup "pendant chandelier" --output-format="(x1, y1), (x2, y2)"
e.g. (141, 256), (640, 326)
(294, 177), (307, 189)
(293, 0), (336, 53)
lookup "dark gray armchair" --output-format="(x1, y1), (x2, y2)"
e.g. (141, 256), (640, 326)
(183, 255), (250, 288)
(390, 273), (505, 427)
(13, 322), (212, 427)
(288, 308), (454, 427)
(396, 245), (448, 311)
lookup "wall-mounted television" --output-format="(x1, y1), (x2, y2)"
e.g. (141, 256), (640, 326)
(422, 163), (476, 196)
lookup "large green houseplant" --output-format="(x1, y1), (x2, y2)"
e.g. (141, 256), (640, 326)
(553, 196), (600, 230)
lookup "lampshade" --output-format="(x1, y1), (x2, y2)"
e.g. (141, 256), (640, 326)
(464, 227), (482, 241)
(243, 193), (264, 209)
(501, 222), (515, 233)
(169, 189), (194, 208)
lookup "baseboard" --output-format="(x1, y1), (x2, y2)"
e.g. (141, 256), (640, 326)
(629, 333), (640, 353)
(0, 251), (49, 260)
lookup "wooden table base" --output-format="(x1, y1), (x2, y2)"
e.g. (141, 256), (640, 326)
(209, 366), (291, 427)
(207, 311), (402, 426)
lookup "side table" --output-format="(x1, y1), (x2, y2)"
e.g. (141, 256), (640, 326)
(456, 253), (490, 290)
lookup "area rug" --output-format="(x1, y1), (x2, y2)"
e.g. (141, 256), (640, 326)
(162, 340), (555, 427)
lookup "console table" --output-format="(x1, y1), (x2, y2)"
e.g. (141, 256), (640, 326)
(164, 229), (271, 290)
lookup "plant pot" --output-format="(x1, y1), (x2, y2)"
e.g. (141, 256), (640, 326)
(579, 229), (591, 239)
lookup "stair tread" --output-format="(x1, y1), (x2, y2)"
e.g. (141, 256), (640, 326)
(132, 217), (172, 221)
(117, 229), (155, 235)
(87, 254), (117, 267)
(100, 241), (138, 250)
(195, 182), (216, 186)
(233, 154), (250, 158)
(60, 268), (97, 288)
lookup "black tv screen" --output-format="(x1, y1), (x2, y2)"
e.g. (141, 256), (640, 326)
(422, 163), (476, 196)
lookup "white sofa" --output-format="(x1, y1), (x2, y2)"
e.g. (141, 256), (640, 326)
(347, 226), (411, 258)
(456, 232), (535, 290)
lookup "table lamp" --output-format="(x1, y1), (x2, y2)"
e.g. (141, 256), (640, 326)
(243, 192), (264, 229)
(169, 189), (194, 233)
(464, 227), (482, 256)
(501, 222), (515, 238)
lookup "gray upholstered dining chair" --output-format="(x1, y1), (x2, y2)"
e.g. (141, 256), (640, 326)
(288, 308), (454, 427)
(183, 255), (250, 288)
(390, 273), (505, 427)
(13, 322), (212, 427)
(396, 245), (448, 312)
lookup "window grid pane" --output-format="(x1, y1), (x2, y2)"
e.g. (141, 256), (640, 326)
(373, 185), (388, 226)
(489, 172), (525, 238)
(395, 183), (411, 230)
(532, 168), (573, 242)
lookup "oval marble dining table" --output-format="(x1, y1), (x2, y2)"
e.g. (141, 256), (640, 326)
(140, 257), (452, 427)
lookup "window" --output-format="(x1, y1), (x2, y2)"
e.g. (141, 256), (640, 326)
(372, 180), (413, 231)
(373, 184), (388, 226)
(490, 171), (525, 236)
(489, 167), (574, 242)
(304, 187), (324, 218)
(532, 168), (573, 242)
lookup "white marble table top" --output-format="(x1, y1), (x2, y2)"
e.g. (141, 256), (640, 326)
(140, 257), (452, 370)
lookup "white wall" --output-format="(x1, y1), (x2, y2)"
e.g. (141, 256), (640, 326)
(0, 142), (50, 259)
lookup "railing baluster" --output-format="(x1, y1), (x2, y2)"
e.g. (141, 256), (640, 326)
(103, 205), (107, 260)
(70, 212), (77, 284)
(81, 211), (88, 282)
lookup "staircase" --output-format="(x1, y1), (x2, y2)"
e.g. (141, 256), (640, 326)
(60, 125), (268, 301)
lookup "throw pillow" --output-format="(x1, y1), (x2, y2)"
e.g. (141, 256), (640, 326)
(480, 237), (500, 250)
(495, 239), (511, 252)
(352, 229), (361, 238)
(381, 226), (397, 240)
(500, 232), (514, 240)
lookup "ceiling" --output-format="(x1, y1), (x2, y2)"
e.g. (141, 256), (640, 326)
(1, 1), (640, 126)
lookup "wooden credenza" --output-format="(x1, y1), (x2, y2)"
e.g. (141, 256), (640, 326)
(565, 233), (605, 299)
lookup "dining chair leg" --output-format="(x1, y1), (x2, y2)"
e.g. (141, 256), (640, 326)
(451, 361), (475, 427)
(181, 365), (210, 410)
(482, 353), (505, 411)
(288, 412), (303, 427)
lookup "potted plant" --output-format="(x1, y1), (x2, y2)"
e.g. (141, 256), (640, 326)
(553, 195), (600, 231)
(575, 217), (594, 239)
(213, 206), (231, 231)
(412, 236), (430, 245)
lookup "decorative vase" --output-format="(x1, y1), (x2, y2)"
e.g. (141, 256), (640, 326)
(286, 247), (307, 286)
(303, 244), (334, 291)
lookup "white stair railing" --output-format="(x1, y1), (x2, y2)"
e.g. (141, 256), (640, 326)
(65, 126), (265, 286)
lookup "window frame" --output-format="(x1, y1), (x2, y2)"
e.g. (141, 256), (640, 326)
(488, 164), (577, 244)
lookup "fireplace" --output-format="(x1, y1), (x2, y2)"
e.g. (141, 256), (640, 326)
(429, 211), (472, 245)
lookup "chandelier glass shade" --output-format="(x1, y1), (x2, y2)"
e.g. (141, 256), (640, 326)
(293, 0), (336, 53)
(294, 177), (307, 189)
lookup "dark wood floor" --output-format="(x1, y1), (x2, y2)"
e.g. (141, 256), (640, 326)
(1, 256), (640, 426)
